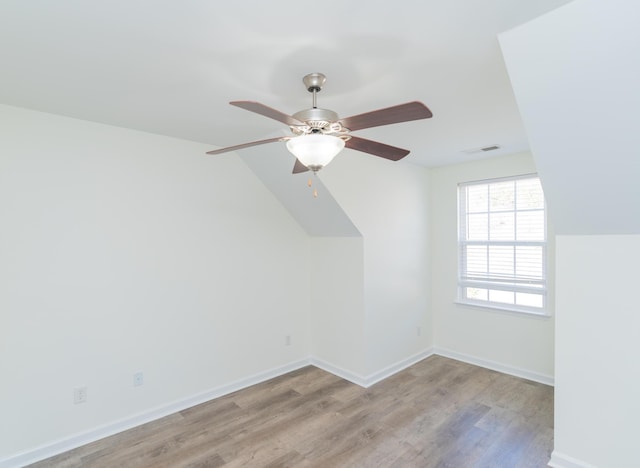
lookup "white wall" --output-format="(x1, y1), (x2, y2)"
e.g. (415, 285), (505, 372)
(309, 237), (365, 374)
(0, 102), (547, 464)
(554, 235), (640, 468)
(500, 1), (640, 235)
(500, 1), (640, 466)
(429, 153), (555, 383)
(0, 105), (311, 461)
(321, 152), (432, 376)
(0, 103), (433, 464)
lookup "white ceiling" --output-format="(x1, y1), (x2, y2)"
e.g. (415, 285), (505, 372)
(0, 0), (572, 168)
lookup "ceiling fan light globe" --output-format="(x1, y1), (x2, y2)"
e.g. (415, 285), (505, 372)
(286, 134), (345, 171)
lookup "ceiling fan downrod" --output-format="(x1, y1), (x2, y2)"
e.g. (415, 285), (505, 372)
(303, 72), (326, 109)
(205, 72), (433, 177)
(291, 73), (339, 131)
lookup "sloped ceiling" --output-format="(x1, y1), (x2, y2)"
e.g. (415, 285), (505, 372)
(0, 0), (572, 169)
(500, 1), (640, 234)
(239, 135), (360, 237)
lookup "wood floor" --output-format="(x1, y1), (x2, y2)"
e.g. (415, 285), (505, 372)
(29, 356), (554, 467)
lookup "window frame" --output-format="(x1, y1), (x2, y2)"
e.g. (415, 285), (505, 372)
(457, 173), (549, 316)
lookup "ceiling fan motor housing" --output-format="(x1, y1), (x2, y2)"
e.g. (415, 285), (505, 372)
(206, 72), (433, 173)
(292, 108), (339, 130)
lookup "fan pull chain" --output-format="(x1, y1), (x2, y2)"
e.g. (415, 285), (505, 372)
(307, 175), (319, 198)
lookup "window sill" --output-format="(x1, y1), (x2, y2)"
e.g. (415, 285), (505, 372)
(454, 299), (551, 318)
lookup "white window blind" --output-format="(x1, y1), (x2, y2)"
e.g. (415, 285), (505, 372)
(458, 174), (547, 313)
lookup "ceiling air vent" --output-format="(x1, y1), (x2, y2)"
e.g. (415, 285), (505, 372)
(481, 145), (500, 152)
(462, 144), (501, 154)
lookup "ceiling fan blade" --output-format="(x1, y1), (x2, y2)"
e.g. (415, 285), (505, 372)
(205, 137), (286, 155)
(339, 101), (432, 131)
(292, 158), (309, 174)
(230, 101), (304, 126)
(344, 135), (410, 161)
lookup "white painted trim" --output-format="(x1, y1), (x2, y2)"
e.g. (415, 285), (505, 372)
(310, 347), (435, 388)
(434, 346), (554, 386)
(0, 359), (310, 468)
(0, 348), (547, 467)
(454, 299), (552, 318)
(362, 348), (436, 387)
(308, 357), (369, 387)
(548, 450), (597, 468)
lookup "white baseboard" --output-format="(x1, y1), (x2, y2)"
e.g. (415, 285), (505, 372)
(548, 450), (597, 468)
(362, 348), (435, 387)
(1, 348), (549, 467)
(310, 347), (435, 388)
(308, 357), (369, 387)
(0, 359), (310, 468)
(434, 347), (555, 386)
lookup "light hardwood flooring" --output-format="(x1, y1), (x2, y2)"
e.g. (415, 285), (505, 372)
(29, 356), (553, 467)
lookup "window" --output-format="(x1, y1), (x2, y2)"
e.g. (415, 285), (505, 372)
(458, 174), (547, 314)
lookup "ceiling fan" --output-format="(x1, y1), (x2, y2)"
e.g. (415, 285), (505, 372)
(206, 73), (433, 173)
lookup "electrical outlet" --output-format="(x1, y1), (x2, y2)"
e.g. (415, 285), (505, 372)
(134, 372), (144, 387)
(285, 335), (291, 346)
(73, 386), (88, 404)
